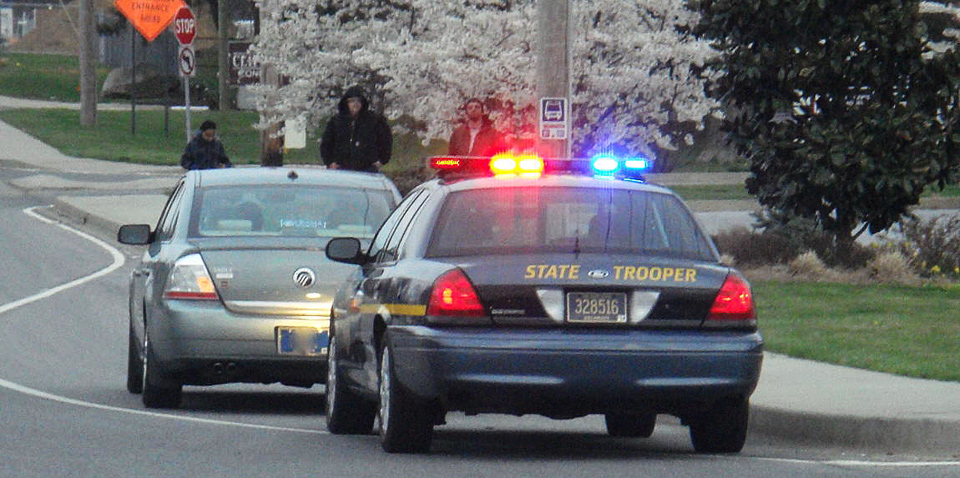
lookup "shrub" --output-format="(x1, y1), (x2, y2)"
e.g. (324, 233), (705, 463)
(712, 227), (801, 266)
(751, 208), (876, 269)
(894, 214), (960, 279)
(866, 251), (921, 286)
(789, 251), (827, 277)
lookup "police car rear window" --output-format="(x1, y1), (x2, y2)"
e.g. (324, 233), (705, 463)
(427, 187), (715, 260)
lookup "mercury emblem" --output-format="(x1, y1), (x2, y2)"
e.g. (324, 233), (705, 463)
(293, 268), (317, 288)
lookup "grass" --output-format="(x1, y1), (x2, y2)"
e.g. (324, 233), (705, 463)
(0, 53), (111, 102)
(670, 184), (752, 201)
(0, 108), (445, 172)
(670, 183), (959, 201)
(753, 280), (960, 382)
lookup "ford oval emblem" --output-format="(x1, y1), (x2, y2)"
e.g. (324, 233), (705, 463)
(293, 267), (317, 288)
(587, 269), (610, 279)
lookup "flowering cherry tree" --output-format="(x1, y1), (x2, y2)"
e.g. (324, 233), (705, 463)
(252, 0), (718, 161)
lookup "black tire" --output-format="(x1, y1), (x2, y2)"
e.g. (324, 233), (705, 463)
(689, 398), (749, 453)
(126, 323), (144, 394)
(141, 333), (182, 409)
(326, 334), (376, 434)
(378, 342), (432, 453)
(605, 412), (656, 438)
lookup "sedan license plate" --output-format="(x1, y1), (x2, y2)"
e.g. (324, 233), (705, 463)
(566, 292), (628, 323)
(276, 327), (329, 356)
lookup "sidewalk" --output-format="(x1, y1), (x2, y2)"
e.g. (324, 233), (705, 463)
(2, 105), (960, 456)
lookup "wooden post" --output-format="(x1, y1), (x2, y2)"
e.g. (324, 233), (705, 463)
(78, 0), (97, 126)
(218, 0), (233, 110)
(536, 0), (571, 158)
(259, 62), (283, 166)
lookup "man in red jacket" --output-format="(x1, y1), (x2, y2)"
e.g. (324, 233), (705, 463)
(448, 98), (507, 157)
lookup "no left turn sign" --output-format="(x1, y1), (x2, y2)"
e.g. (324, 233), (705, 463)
(178, 44), (196, 77)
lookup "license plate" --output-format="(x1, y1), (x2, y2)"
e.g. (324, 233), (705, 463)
(276, 327), (329, 356)
(566, 292), (628, 323)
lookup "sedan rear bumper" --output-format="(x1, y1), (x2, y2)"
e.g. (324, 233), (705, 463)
(388, 326), (763, 417)
(148, 300), (329, 385)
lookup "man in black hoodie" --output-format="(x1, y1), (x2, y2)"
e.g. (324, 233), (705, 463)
(180, 120), (233, 170)
(320, 86), (392, 172)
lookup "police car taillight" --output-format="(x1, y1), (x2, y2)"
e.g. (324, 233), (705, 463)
(427, 269), (484, 317)
(706, 273), (756, 325)
(163, 254), (219, 300)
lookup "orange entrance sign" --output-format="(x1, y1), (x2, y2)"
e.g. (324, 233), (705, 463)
(114, 0), (187, 41)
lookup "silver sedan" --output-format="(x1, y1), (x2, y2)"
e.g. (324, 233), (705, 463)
(118, 167), (401, 408)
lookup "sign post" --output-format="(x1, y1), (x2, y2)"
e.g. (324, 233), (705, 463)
(173, 6), (196, 142)
(114, 0), (186, 136)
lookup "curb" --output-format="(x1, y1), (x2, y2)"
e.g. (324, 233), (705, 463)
(44, 196), (125, 240)
(750, 405), (960, 456)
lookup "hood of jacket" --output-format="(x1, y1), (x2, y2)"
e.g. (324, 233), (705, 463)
(337, 85), (370, 116)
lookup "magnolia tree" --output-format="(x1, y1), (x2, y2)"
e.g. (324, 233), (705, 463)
(252, 0), (719, 162)
(571, 0), (719, 159)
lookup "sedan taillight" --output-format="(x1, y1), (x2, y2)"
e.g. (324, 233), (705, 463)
(163, 254), (219, 300)
(706, 273), (756, 326)
(426, 269), (484, 317)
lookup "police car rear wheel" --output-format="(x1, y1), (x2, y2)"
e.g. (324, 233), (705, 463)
(689, 398), (748, 453)
(326, 334), (376, 434)
(378, 342), (432, 453)
(605, 412), (656, 438)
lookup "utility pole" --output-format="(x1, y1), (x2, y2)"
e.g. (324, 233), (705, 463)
(536, 0), (572, 158)
(218, 0), (232, 110)
(78, 0), (97, 126)
(259, 62), (284, 166)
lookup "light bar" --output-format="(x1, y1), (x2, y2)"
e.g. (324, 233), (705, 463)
(427, 153), (652, 180)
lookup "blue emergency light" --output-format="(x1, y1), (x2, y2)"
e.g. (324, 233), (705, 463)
(590, 153), (652, 176)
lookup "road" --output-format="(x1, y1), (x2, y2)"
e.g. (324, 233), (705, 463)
(0, 180), (957, 478)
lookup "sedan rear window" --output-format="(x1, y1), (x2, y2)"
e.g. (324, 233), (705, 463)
(190, 185), (393, 238)
(427, 187), (715, 260)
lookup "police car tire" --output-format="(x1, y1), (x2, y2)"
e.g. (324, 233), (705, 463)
(141, 333), (183, 409)
(326, 334), (376, 434)
(378, 342), (432, 453)
(126, 322), (144, 394)
(689, 398), (748, 453)
(604, 412), (656, 438)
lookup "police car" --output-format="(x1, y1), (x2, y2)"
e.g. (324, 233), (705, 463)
(324, 154), (763, 453)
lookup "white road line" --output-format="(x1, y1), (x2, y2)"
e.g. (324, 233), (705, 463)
(753, 457), (960, 468)
(0, 207), (126, 315)
(0, 376), (326, 435)
(0, 206), (327, 436)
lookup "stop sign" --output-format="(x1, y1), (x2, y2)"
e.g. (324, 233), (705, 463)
(173, 7), (196, 45)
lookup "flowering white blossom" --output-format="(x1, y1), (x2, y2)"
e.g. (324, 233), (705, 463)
(253, 0), (719, 158)
(571, 0), (719, 158)
(921, 1), (960, 54)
